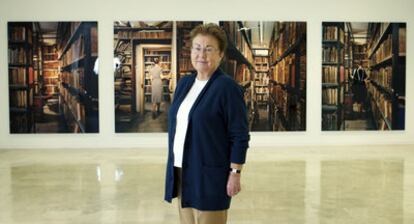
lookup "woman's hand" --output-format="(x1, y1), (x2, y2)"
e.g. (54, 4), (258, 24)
(227, 172), (241, 197)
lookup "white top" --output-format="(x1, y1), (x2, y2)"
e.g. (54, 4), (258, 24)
(173, 78), (208, 167)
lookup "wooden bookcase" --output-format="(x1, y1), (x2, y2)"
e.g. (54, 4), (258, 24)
(8, 22), (35, 133)
(268, 22), (306, 131)
(176, 22), (203, 80)
(220, 21), (254, 129)
(254, 55), (270, 106)
(322, 22), (345, 131)
(143, 48), (171, 102)
(114, 37), (133, 114)
(57, 22), (99, 133)
(366, 23), (406, 130)
(42, 45), (59, 96)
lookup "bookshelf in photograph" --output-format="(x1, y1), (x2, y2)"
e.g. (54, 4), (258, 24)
(143, 48), (171, 103)
(254, 55), (270, 106)
(8, 22), (35, 133)
(220, 21), (254, 129)
(268, 22), (306, 131)
(114, 37), (133, 114)
(176, 22), (203, 79)
(32, 27), (43, 115)
(366, 23), (406, 130)
(42, 45), (59, 96)
(322, 22), (345, 131)
(57, 22), (98, 133)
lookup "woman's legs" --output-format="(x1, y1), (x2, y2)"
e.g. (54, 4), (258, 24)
(175, 168), (227, 224)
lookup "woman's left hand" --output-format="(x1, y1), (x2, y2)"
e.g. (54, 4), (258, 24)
(227, 173), (241, 197)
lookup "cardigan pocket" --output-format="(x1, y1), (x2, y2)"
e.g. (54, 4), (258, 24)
(202, 166), (228, 197)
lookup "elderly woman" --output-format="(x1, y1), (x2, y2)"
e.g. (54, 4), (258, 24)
(164, 23), (250, 224)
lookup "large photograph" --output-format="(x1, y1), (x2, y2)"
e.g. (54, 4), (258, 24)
(114, 21), (307, 132)
(8, 22), (99, 133)
(321, 22), (406, 131)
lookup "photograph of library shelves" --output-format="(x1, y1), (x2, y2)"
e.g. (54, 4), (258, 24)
(8, 22), (99, 133)
(321, 22), (406, 131)
(113, 21), (306, 132)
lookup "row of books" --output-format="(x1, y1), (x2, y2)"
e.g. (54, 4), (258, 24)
(60, 27), (98, 67)
(10, 114), (31, 133)
(9, 67), (28, 85)
(10, 90), (33, 108)
(60, 86), (86, 126)
(61, 69), (84, 90)
(8, 48), (30, 64)
(368, 23), (390, 54)
(256, 86), (269, 94)
(178, 58), (194, 74)
(271, 22), (306, 62)
(272, 55), (294, 85)
(255, 64), (269, 72)
(9, 26), (33, 44)
(322, 88), (344, 105)
(322, 112), (339, 130)
(370, 34), (392, 65)
(299, 48), (306, 90)
(370, 66), (392, 91)
(274, 86), (288, 118)
(255, 57), (268, 63)
(368, 83), (392, 130)
(322, 26), (345, 43)
(118, 30), (172, 40)
(255, 73), (269, 82)
(295, 100), (306, 131)
(256, 93), (269, 102)
(43, 60), (59, 70)
(322, 47), (344, 63)
(322, 65), (345, 84)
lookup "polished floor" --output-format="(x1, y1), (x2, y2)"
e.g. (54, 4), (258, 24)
(0, 145), (414, 224)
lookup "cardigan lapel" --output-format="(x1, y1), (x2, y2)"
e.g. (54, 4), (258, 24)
(188, 68), (223, 120)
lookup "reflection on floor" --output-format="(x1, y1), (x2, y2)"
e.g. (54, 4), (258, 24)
(0, 145), (413, 224)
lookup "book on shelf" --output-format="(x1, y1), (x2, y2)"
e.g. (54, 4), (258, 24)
(10, 90), (30, 108)
(322, 47), (343, 63)
(322, 112), (338, 130)
(370, 34), (392, 65)
(8, 47), (28, 64)
(399, 27), (406, 54)
(323, 25), (344, 43)
(9, 26), (33, 44)
(117, 30), (172, 40)
(9, 67), (26, 85)
(370, 66), (392, 90)
(322, 88), (338, 105)
(367, 83), (392, 130)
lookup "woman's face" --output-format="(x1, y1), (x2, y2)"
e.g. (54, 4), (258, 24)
(191, 34), (224, 77)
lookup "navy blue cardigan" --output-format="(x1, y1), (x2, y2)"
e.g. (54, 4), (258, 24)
(164, 68), (250, 211)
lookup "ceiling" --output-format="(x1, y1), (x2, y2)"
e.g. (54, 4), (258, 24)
(242, 21), (274, 50)
(37, 22), (58, 45)
(348, 22), (369, 45)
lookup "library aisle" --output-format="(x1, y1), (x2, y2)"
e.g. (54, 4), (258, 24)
(8, 22), (99, 133)
(0, 145), (413, 223)
(322, 22), (406, 131)
(220, 21), (306, 132)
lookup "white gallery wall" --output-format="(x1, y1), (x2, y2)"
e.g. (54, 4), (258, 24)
(0, 0), (413, 149)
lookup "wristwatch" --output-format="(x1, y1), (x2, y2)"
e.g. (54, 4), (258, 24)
(230, 168), (241, 174)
